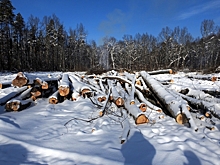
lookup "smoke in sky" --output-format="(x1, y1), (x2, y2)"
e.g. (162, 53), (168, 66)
(98, 9), (127, 39)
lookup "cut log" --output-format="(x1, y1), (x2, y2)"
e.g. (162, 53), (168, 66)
(170, 84), (220, 103)
(97, 95), (107, 102)
(111, 86), (124, 107)
(138, 103), (147, 112)
(178, 93), (220, 120)
(187, 75), (219, 82)
(49, 91), (59, 104)
(30, 86), (42, 101)
(116, 82), (149, 124)
(99, 88), (111, 116)
(135, 79), (142, 86)
(135, 89), (162, 111)
(98, 79), (107, 94)
(101, 75), (143, 91)
(69, 75), (92, 98)
(5, 99), (32, 112)
(58, 73), (70, 97)
(0, 81), (12, 89)
(12, 72), (28, 87)
(81, 86), (92, 98)
(72, 91), (80, 101)
(148, 69), (173, 75)
(34, 78), (49, 89)
(17, 87), (32, 100)
(140, 71), (191, 126)
(0, 86), (28, 106)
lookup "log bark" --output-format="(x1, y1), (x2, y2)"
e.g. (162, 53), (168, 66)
(17, 87), (32, 100)
(69, 75), (92, 98)
(0, 86), (28, 106)
(58, 73), (70, 97)
(101, 75), (143, 91)
(111, 86), (124, 107)
(0, 81), (12, 89)
(97, 95), (107, 102)
(5, 99), (32, 112)
(140, 71), (191, 126)
(49, 91), (59, 104)
(72, 91), (80, 101)
(178, 93), (220, 120)
(138, 103), (147, 112)
(187, 75), (219, 82)
(30, 86), (42, 101)
(148, 69), (173, 75)
(99, 88), (111, 116)
(12, 72), (28, 87)
(116, 82), (149, 124)
(135, 89), (161, 111)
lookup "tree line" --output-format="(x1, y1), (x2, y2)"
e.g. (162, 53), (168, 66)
(1, 0), (220, 72)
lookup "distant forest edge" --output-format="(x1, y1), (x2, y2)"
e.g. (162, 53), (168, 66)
(0, 0), (220, 73)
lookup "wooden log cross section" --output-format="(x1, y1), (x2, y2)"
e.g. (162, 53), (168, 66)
(5, 99), (32, 112)
(12, 72), (28, 87)
(58, 73), (70, 97)
(69, 75), (92, 98)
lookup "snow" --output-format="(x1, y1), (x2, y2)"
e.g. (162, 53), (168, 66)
(0, 71), (220, 165)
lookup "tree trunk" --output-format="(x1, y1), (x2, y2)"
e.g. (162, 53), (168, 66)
(58, 73), (70, 97)
(0, 86), (28, 106)
(140, 71), (192, 126)
(5, 99), (32, 112)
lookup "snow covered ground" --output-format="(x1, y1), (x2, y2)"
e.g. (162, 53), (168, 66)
(0, 71), (220, 165)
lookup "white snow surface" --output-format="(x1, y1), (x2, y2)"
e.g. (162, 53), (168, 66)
(0, 71), (220, 165)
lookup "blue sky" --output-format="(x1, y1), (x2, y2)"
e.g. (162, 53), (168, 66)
(11, 0), (220, 44)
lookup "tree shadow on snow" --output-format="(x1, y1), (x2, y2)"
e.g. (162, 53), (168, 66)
(184, 150), (201, 165)
(121, 131), (156, 165)
(0, 116), (20, 128)
(0, 144), (47, 165)
(0, 105), (5, 114)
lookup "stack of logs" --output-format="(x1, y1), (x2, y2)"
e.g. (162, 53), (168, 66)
(1, 69), (219, 133)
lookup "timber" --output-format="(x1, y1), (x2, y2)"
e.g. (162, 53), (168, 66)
(148, 69), (173, 75)
(116, 82), (149, 125)
(5, 99), (32, 112)
(139, 103), (147, 112)
(58, 73), (70, 97)
(175, 113), (188, 124)
(140, 71), (191, 125)
(12, 72), (28, 87)
(0, 86), (28, 106)
(0, 81), (12, 89)
(49, 91), (59, 104)
(187, 75), (219, 82)
(30, 87), (42, 101)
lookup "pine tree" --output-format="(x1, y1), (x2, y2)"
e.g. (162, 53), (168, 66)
(0, 0), (15, 70)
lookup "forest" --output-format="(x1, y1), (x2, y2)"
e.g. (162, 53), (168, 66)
(0, 0), (220, 72)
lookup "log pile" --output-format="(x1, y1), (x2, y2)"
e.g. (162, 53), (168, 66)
(1, 69), (220, 142)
